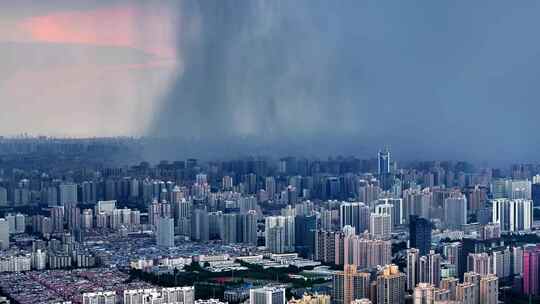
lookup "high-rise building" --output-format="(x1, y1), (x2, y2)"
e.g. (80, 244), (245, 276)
(418, 255), (429, 284)
(196, 300), (227, 304)
(123, 286), (194, 304)
(5, 214), (15, 234)
(369, 213), (391, 240)
(343, 234), (392, 270)
(443, 192), (467, 229)
(47, 186), (59, 207)
(406, 248), (420, 291)
(456, 283), (475, 304)
(131, 210), (141, 227)
(295, 215), (317, 258)
(209, 211), (223, 240)
(491, 179), (532, 200)
(467, 253), (491, 276)
(512, 246), (524, 275)
(443, 242), (461, 271)
(320, 209), (333, 231)
(340, 202), (370, 234)
(334, 229), (348, 266)
(509, 180), (532, 200)
(148, 200), (172, 228)
(265, 177), (276, 200)
(409, 215), (432, 256)
(170, 185), (183, 203)
(0, 218), (9, 250)
(413, 283), (450, 304)
(239, 196), (258, 214)
(332, 264), (370, 304)
(59, 182), (78, 205)
(491, 248), (511, 279)
(356, 181), (382, 209)
(14, 213), (25, 234)
(13, 186), (29, 205)
(242, 210), (258, 246)
(105, 179), (118, 201)
(479, 274), (498, 304)
(523, 244), (540, 296)
(174, 198), (193, 221)
(222, 175), (234, 190)
(81, 181), (97, 204)
(403, 189), (431, 220)
(373, 201), (394, 227)
(350, 299), (371, 304)
(288, 294), (330, 304)
(478, 223), (501, 240)
(440, 277), (458, 301)
(196, 173), (207, 185)
(249, 287), (286, 304)
(463, 272), (481, 304)
(427, 250), (441, 288)
(0, 187), (7, 207)
(157, 217), (174, 248)
(96, 200), (116, 214)
(191, 208), (209, 242)
(31, 249), (47, 270)
(81, 209), (93, 230)
(314, 230), (337, 265)
(433, 288), (450, 303)
(82, 291), (116, 304)
(51, 206), (64, 233)
(465, 185), (487, 212)
(377, 198), (404, 226)
(491, 198), (532, 232)
(161, 286), (195, 304)
(220, 213), (238, 244)
(376, 264), (406, 304)
(65, 202), (81, 232)
(377, 148), (391, 176)
(295, 201), (315, 217)
(265, 215), (295, 253)
(532, 181), (540, 207)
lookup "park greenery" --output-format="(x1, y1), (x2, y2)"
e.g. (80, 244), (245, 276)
(128, 259), (328, 300)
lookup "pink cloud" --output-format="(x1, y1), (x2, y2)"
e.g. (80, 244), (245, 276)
(18, 5), (177, 59)
(0, 4), (180, 137)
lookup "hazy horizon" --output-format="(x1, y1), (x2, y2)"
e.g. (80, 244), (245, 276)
(2, 1), (540, 163)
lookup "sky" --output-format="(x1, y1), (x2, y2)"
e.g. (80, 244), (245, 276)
(2, 1), (540, 163)
(0, 0), (180, 136)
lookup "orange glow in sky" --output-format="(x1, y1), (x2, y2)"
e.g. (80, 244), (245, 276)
(18, 5), (177, 59)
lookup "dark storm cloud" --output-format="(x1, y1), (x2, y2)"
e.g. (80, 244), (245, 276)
(149, 1), (540, 163)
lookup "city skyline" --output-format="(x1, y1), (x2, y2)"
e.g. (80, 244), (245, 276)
(0, 141), (538, 303)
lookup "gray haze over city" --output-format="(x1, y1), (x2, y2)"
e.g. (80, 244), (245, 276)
(2, 1), (540, 163)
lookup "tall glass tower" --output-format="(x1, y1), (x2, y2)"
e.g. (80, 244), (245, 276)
(378, 147), (391, 176)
